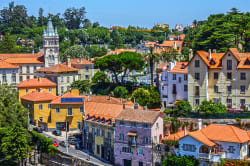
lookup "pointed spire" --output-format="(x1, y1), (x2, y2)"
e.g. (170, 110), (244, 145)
(47, 13), (55, 36)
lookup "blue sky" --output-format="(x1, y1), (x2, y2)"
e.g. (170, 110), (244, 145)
(0, 0), (249, 28)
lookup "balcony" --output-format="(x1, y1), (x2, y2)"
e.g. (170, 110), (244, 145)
(199, 152), (226, 162)
(128, 140), (136, 147)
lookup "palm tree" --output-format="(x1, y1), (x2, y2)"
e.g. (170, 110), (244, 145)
(143, 47), (160, 86)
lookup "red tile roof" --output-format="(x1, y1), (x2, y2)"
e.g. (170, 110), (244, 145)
(0, 60), (19, 69)
(0, 53), (43, 60)
(168, 62), (188, 73)
(63, 58), (93, 65)
(106, 49), (136, 55)
(50, 92), (84, 104)
(160, 40), (183, 47)
(36, 64), (78, 73)
(116, 109), (161, 124)
(164, 130), (189, 141)
(21, 91), (57, 102)
(17, 78), (56, 88)
(5, 58), (43, 64)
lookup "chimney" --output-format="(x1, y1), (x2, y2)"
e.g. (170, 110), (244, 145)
(189, 49), (193, 61)
(38, 77), (41, 82)
(123, 103), (126, 109)
(184, 126), (187, 136)
(213, 49), (216, 53)
(108, 94), (111, 100)
(208, 49), (212, 60)
(67, 56), (71, 67)
(198, 119), (202, 130)
(88, 95), (90, 101)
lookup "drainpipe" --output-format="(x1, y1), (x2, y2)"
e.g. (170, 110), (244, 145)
(205, 67), (208, 101)
(235, 69), (238, 110)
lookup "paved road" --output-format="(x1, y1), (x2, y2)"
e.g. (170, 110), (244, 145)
(42, 132), (113, 166)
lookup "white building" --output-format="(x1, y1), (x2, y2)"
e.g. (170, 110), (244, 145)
(176, 124), (249, 166)
(159, 62), (188, 108)
(0, 61), (19, 86)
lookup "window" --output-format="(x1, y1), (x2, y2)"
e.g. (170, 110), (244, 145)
(39, 104), (43, 110)
(178, 77), (182, 83)
(97, 145), (100, 154)
(184, 85), (188, 92)
(120, 121), (124, 125)
(143, 123), (148, 128)
(73, 75), (75, 81)
(25, 89), (29, 93)
(85, 75), (89, 80)
(108, 131), (111, 138)
(228, 146), (235, 153)
(20, 67), (23, 74)
(240, 85), (245, 93)
(184, 74), (187, 81)
(227, 99), (232, 106)
(240, 99), (245, 106)
(27, 66), (30, 73)
(195, 60), (200, 67)
(143, 137), (148, 144)
(80, 107), (83, 113)
(56, 107), (60, 113)
(214, 85), (219, 93)
(182, 144), (196, 152)
(96, 128), (100, 136)
(102, 129), (105, 137)
(2, 71), (6, 83)
(67, 107), (73, 116)
(138, 149), (143, 155)
(27, 76), (30, 80)
(85, 66), (89, 71)
(227, 86), (232, 93)
(49, 88), (52, 92)
(214, 72), (219, 79)
(119, 133), (124, 140)
(227, 72), (232, 80)
(61, 86), (64, 94)
(39, 117), (43, 122)
(19, 76), (23, 82)
(34, 66), (36, 71)
(12, 72), (16, 83)
(227, 60), (232, 70)
(139, 162), (143, 166)
(48, 104), (51, 109)
(240, 72), (246, 80)
(67, 76), (70, 83)
(156, 122), (159, 128)
(61, 76), (63, 83)
(121, 147), (131, 153)
(195, 86), (199, 96)
(213, 98), (220, 103)
(172, 84), (177, 94)
(173, 74), (176, 80)
(131, 122), (136, 127)
(195, 99), (200, 106)
(195, 73), (200, 80)
(67, 86), (70, 91)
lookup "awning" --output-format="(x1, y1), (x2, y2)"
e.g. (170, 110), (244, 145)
(127, 132), (137, 136)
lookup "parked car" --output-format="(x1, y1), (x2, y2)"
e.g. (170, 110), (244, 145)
(52, 140), (59, 147)
(52, 130), (61, 136)
(59, 141), (70, 147)
(68, 138), (79, 145)
(33, 127), (43, 133)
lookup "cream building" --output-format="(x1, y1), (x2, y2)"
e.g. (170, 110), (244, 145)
(188, 48), (250, 110)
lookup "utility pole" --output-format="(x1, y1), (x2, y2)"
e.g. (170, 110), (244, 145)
(66, 121), (68, 153)
(151, 138), (154, 166)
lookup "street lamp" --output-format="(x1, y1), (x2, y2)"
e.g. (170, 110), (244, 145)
(65, 121), (68, 153)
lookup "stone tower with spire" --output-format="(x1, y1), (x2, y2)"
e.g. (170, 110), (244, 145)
(43, 15), (59, 67)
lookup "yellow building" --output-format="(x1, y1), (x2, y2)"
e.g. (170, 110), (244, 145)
(21, 89), (84, 131)
(17, 78), (56, 101)
(82, 102), (124, 163)
(21, 91), (57, 128)
(188, 48), (250, 110)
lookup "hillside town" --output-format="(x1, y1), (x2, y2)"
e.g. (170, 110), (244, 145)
(0, 1), (249, 166)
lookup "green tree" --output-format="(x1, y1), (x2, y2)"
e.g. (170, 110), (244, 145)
(113, 86), (128, 99)
(63, 45), (89, 61)
(70, 80), (90, 94)
(131, 88), (150, 107)
(166, 100), (192, 118)
(148, 87), (161, 108)
(64, 7), (86, 29)
(196, 100), (227, 114)
(95, 54), (122, 83)
(110, 29), (123, 49)
(92, 71), (109, 84)
(119, 51), (145, 83)
(0, 33), (17, 53)
(162, 154), (199, 166)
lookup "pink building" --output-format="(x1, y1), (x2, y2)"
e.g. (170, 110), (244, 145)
(114, 109), (163, 166)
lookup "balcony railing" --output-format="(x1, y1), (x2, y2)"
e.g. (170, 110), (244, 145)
(199, 153), (210, 159)
(199, 152), (226, 162)
(128, 140), (136, 147)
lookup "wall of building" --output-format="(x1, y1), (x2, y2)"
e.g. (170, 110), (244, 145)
(56, 72), (79, 96)
(50, 104), (83, 130)
(0, 68), (19, 86)
(19, 64), (43, 81)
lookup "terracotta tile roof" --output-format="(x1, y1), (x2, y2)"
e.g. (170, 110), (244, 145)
(168, 62), (188, 73)
(5, 57), (43, 64)
(237, 53), (250, 69)
(106, 49), (136, 55)
(17, 78), (56, 88)
(153, 49), (163, 54)
(160, 40), (183, 47)
(116, 109), (161, 124)
(145, 41), (156, 48)
(85, 102), (124, 121)
(128, 132), (137, 136)
(63, 58), (93, 65)
(164, 130), (189, 141)
(0, 53), (43, 60)
(179, 34), (185, 40)
(183, 124), (250, 146)
(50, 92), (84, 104)
(21, 91), (57, 102)
(0, 60), (19, 69)
(36, 64), (78, 73)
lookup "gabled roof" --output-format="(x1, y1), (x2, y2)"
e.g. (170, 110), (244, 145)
(168, 62), (188, 73)
(188, 130), (216, 147)
(160, 40), (183, 47)
(5, 58), (43, 64)
(50, 92), (84, 104)
(63, 58), (93, 65)
(106, 49), (136, 55)
(21, 91), (57, 102)
(0, 60), (19, 69)
(36, 64), (78, 73)
(17, 78), (56, 88)
(0, 53), (43, 60)
(164, 130), (189, 141)
(116, 109), (161, 124)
